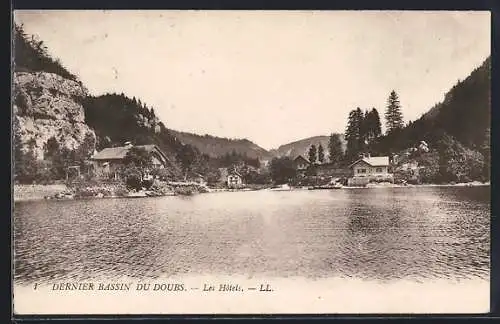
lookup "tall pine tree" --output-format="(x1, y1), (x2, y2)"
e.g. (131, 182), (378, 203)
(317, 143), (325, 164)
(385, 90), (404, 134)
(328, 133), (343, 165)
(308, 144), (317, 165)
(366, 108), (382, 142)
(345, 108), (364, 161)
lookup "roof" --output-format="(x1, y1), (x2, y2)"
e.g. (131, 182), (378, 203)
(294, 155), (310, 163)
(348, 156), (390, 168)
(91, 144), (168, 162)
(91, 146), (130, 160)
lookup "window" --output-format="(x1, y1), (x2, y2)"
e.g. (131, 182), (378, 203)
(376, 167), (383, 173)
(358, 169), (366, 174)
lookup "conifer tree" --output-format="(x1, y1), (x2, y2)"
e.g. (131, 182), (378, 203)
(385, 90), (404, 134)
(317, 143), (325, 164)
(366, 108), (382, 141)
(308, 144), (317, 165)
(328, 133), (343, 164)
(345, 108), (364, 160)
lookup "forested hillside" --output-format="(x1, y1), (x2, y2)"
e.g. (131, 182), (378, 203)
(13, 24), (78, 81)
(83, 93), (266, 174)
(367, 57), (491, 183)
(423, 56), (490, 148)
(168, 130), (272, 160)
(83, 93), (180, 154)
(373, 56), (490, 155)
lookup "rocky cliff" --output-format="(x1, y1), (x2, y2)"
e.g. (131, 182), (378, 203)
(13, 71), (96, 160)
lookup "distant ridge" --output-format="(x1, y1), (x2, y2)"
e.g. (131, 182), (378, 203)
(168, 129), (273, 160)
(269, 134), (346, 159)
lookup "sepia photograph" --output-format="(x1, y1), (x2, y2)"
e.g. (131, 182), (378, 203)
(12, 10), (491, 315)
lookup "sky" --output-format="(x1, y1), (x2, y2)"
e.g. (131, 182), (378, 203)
(14, 10), (490, 150)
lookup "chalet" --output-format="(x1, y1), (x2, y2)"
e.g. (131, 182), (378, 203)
(347, 156), (393, 186)
(227, 170), (243, 188)
(90, 143), (169, 180)
(293, 155), (310, 171)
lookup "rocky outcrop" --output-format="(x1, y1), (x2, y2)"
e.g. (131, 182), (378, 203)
(13, 71), (96, 159)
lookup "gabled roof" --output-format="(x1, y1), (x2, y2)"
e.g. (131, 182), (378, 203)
(294, 155), (310, 163)
(91, 146), (130, 160)
(363, 156), (389, 166)
(348, 156), (390, 168)
(91, 144), (169, 163)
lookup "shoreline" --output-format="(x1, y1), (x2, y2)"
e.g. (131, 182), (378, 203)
(13, 181), (490, 203)
(343, 181), (490, 190)
(13, 184), (69, 203)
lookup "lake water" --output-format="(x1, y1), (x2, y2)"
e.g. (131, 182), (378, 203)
(13, 186), (490, 285)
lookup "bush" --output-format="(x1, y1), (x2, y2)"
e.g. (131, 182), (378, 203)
(113, 187), (129, 197)
(123, 168), (142, 191)
(175, 186), (194, 195)
(150, 181), (174, 194)
(416, 152), (440, 183)
(72, 183), (129, 198)
(151, 168), (175, 181)
(126, 174), (142, 191)
(142, 178), (154, 190)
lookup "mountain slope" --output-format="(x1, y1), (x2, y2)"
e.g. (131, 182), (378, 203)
(369, 56), (490, 183)
(377, 56), (491, 154)
(422, 56), (490, 148)
(82, 93), (184, 175)
(270, 135), (346, 159)
(168, 129), (272, 160)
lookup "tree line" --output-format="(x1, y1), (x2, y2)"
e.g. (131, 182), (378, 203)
(302, 91), (400, 168)
(13, 23), (79, 82)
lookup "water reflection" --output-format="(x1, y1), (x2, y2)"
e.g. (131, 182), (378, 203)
(14, 187), (490, 284)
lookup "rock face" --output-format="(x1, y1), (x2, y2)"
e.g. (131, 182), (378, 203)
(13, 72), (96, 159)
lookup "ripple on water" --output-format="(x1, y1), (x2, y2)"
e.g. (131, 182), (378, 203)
(13, 186), (490, 284)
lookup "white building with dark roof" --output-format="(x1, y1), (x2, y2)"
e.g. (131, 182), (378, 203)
(347, 156), (393, 186)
